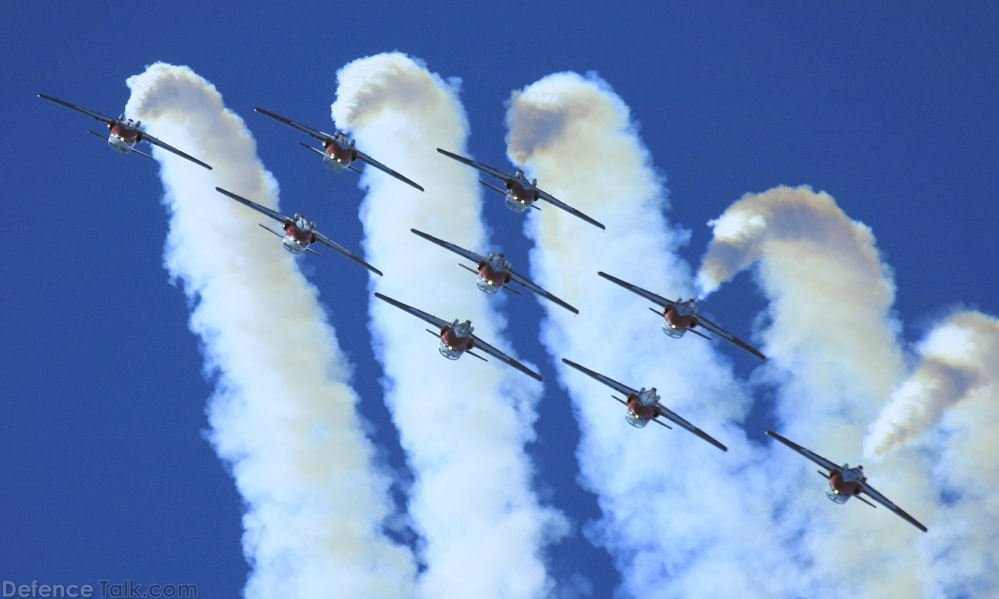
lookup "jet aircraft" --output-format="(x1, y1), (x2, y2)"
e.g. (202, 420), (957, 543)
(562, 358), (727, 451)
(215, 187), (382, 275)
(598, 271), (765, 360)
(373, 293), (542, 381)
(410, 228), (578, 314)
(254, 107), (424, 192)
(436, 148), (605, 229)
(38, 93), (212, 170)
(765, 430), (927, 532)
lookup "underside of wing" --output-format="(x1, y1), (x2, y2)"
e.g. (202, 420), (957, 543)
(215, 187), (287, 223)
(561, 358), (636, 397)
(860, 482), (928, 532)
(355, 149), (424, 191)
(472, 336), (542, 381)
(765, 430), (840, 473)
(597, 271), (678, 310)
(655, 404), (727, 451)
(38, 93), (115, 124)
(696, 315), (766, 360)
(254, 106), (334, 141)
(508, 270), (579, 314)
(410, 228), (485, 264)
(143, 133), (212, 170)
(314, 232), (382, 275)
(436, 148), (512, 181)
(536, 190), (605, 229)
(373, 293), (451, 330)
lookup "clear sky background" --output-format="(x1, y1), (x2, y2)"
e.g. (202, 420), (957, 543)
(3, 3), (997, 597)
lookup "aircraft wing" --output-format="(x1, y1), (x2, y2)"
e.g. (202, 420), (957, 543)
(535, 189), (606, 230)
(215, 187), (288, 224)
(765, 430), (840, 474)
(410, 228), (486, 264)
(354, 149), (424, 191)
(695, 314), (766, 360)
(858, 481), (928, 532)
(313, 231), (383, 276)
(254, 107), (335, 142)
(142, 132), (212, 170)
(436, 148), (512, 182)
(597, 271), (679, 310)
(654, 403), (727, 452)
(470, 335), (542, 381)
(508, 270), (579, 314)
(561, 358), (637, 397)
(38, 93), (115, 124)
(373, 293), (451, 330)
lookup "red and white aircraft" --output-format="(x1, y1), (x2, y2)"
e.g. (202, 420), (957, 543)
(436, 148), (605, 230)
(410, 228), (578, 314)
(215, 187), (382, 275)
(766, 430), (927, 532)
(254, 107), (424, 192)
(38, 93), (212, 170)
(562, 358), (727, 451)
(374, 293), (542, 381)
(598, 271), (766, 360)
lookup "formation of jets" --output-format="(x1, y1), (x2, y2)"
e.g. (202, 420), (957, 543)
(38, 90), (928, 534)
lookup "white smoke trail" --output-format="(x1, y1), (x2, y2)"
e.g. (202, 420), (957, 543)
(125, 63), (415, 599)
(860, 310), (999, 595)
(506, 72), (800, 598)
(698, 186), (939, 597)
(332, 53), (564, 599)
(921, 328), (999, 596)
(699, 186), (905, 424)
(865, 311), (999, 458)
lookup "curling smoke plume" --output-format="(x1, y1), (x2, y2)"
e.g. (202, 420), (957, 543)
(865, 310), (999, 458)
(125, 63), (415, 599)
(699, 186), (905, 423)
(506, 72), (799, 598)
(332, 53), (564, 599)
(699, 186), (940, 596)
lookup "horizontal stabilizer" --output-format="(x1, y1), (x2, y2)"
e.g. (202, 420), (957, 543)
(299, 142), (326, 157)
(479, 179), (507, 196)
(689, 328), (712, 340)
(856, 494), (878, 509)
(467, 350), (488, 362)
(258, 223), (284, 238)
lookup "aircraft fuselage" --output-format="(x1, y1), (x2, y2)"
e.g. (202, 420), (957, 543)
(825, 466), (866, 504)
(625, 388), (660, 428)
(476, 254), (512, 294)
(321, 135), (357, 172)
(662, 300), (699, 339)
(504, 173), (541, 213)
(439, 321), (473, 360)
(107, 120), (142, 153)
(280, 218), (317, 254)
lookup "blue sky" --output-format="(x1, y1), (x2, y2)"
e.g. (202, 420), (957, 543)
(3, 3), (998, 597)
